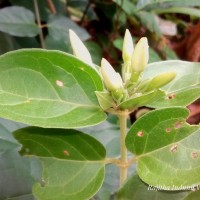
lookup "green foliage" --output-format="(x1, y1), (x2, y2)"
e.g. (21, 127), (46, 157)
(47, 15), (90, 43)
(0, 119), (40, 200)
(0, 49), (106, 128)
(0, 6), (40, 37)
(14, 127), (106, 200)
(0, 1), (200, 200)
(143, 61), (200, 108)
(126, 107), (200, 187)
(118, 171), (200, 200)
(137, 0), (200, 10)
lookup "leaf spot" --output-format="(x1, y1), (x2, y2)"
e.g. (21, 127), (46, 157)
(137, 131), (144, 137)
(170, 144), (178, 153)
(80, 67), (84, 71)
(63, 150), (69, 156)
(24, 99), (31, 103)
(165, 127), (171, 133)
(56, 80), (64, 87)
(25, 148), (30, 153)
(191, 152), (198, 159)
(174, 121), (183, 129)
(166, 93), (176, 100)
(41, 179), (45, 187)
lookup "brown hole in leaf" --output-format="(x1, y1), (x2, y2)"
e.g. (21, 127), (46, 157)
(56, 80), (64, 87)
(137, 131), (144, 137)
(165, 127), (171, 133)
(191, 152), (198, 159)
(166, 94), (176, 100)
(174, 121), (183, 129)
(170, 144), (178, 153)
(63, 150), (69, 156)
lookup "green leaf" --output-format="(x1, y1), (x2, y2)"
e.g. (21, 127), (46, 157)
(126, 107), (200, 188)
(10, 0), (67, 21)
(95, 91), (114, 110)
(47, 15), (90, 42)
(0, 49), (106, 128)
(137, 0), (200, 11)
(14, 127), (106, 200)
(118, 90), (165, 110)
(0, 151), (41, 200)
(0, 6), (40, 37)
(149, 48), (162, 63)
(0, 117), (26, 154)
(154, 7), (200, 18)
(45, 35), (71, 52)
(82, 116), (120, 157)
(138, 11), (161, 35)
(85, 41), (103, 66)
(142, 60), (200, 108)
(113, 0), (137, 15)
(0, 119), (41, 200)
(117, 171), (200, 200)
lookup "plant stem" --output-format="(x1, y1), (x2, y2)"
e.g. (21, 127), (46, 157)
(80, 1), (90, 25)
(33, 0), (45, 48)
(118, 111), (128, 187)
(46, 0), (56, 14)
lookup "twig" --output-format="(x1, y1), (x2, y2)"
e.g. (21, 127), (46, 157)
(80, 1), (91, 25)
(33, 0), (45, 48)
(46, 0), (56, 15)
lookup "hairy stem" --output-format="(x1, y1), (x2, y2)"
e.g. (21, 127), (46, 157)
(118, 111), (128, 187)
(33, 0), (45, 48)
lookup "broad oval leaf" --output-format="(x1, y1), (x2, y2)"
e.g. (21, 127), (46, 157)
(0, 49), (106, 128)
(117, 171), (200, 200)
(126, 107), (200, 188)
(14, 127), (106, 200)
(0, 6), (40, 37)
(47, 15), (90, 42)
(143, 61), (200, 108)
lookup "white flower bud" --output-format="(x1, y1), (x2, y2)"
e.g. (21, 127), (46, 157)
(122, 29), (134, 63)
(69, 29), (93, 65)
(131, 37), (149, 73)
(101, 58), (123, 91)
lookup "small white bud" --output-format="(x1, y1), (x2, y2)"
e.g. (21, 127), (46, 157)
(122, 29), (134, 63)
(101, 58), (123, 91)
(131, 37), (149, 73)
(69, 29), (93, 65)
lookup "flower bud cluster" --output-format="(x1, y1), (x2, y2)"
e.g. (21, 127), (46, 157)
(69, 29), (176, 111)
